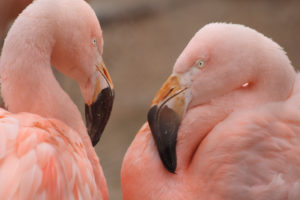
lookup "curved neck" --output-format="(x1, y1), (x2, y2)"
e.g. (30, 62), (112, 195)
(177, 64), (296, 171)
(0, 14), (86, 135)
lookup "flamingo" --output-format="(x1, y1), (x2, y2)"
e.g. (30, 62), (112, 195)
(0, 0), (113, 199)
(121, 23), (300, 200)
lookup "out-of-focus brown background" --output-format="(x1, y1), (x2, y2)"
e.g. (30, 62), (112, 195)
(1, 0), (300, 199)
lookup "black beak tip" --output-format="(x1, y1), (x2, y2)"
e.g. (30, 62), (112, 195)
(85, 87), (114, 146)
(163, 157), (176, 174)
(147, 105), (179, 173)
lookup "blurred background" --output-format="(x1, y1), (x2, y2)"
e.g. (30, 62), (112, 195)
(1, 0), (300, 199)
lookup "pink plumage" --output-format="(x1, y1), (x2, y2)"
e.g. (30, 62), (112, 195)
(0, 110), (104, 199)
(0, 0), (90, 44)
(121, 23), (300, 199)
(0, 0), (114, 199)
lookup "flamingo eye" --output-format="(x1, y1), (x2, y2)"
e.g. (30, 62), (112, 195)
(195, 60), (205, 69)
(92, 38), (97, 46)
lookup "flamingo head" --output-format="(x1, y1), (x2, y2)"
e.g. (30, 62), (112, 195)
(148, 23), (295, 173)
(50, 1), (114, 146)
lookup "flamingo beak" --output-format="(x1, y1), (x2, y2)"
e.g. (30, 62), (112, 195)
(147, 74), (188, 173)
(85, 60), (114, 146)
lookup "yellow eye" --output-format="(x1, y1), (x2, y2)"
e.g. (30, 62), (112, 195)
(92, 38), (97, 46)
(195, 60), (205, 69)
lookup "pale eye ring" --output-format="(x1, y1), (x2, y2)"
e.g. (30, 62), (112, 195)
(195, 60), (205, 69)
(92, 38), (97, 46)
